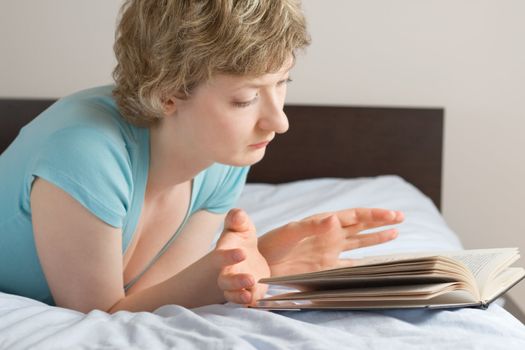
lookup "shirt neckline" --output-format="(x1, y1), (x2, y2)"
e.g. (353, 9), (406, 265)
(121, 127), (199, 291)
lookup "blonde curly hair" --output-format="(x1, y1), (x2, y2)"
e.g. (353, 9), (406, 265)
(112, 0), (310, 127)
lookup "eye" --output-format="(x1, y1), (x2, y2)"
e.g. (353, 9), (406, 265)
(277, 77), (292, 86)
(232, 101), (253, 108)
(232, 94), (259, 108)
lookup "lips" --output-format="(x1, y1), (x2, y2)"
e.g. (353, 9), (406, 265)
(250, 141), (270, 149)
(249, 139), (272, 148)
(249, 134), (275, 148)
(249, 141), (270, 148)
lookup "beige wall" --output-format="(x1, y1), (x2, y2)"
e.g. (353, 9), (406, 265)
(0, 0), (119, 97)
(1, 1), (524, 311)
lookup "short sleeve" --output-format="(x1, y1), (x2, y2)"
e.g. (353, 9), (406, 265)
(29, 127), (133, 228)
(198, 165), (250, 214)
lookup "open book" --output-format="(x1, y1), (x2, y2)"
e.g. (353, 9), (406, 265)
(253, 248), (525, 311)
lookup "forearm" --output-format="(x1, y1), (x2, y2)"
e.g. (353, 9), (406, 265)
(109, 251), (225, 313)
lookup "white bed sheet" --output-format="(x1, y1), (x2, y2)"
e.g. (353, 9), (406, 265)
(1, 175), (524, 349)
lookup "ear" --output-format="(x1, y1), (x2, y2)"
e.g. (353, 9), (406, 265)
(162, 96), (177, 117)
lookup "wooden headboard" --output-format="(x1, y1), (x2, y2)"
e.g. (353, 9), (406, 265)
(0, 99), (443, 210)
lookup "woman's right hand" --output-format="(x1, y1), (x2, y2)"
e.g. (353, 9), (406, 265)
(214, 209), (270, 306)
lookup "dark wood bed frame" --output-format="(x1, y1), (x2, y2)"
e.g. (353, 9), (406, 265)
(0, 99), (444, 210)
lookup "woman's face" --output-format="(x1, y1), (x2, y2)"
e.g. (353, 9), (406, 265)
(169, 61), (292, 167)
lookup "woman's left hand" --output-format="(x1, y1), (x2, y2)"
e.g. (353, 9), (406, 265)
(257, 208), (404, 277)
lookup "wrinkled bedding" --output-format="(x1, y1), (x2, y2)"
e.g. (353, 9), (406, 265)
(1, 176), (524, 349)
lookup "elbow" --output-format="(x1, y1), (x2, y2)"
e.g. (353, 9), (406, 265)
(54, 296), (126, 315)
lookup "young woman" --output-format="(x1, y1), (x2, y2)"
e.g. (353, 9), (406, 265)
(0, 0), (404, 314)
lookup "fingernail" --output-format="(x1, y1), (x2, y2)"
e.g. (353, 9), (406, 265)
(232, 210), (245, 225)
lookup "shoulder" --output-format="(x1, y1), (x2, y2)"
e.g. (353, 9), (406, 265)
(24, 85), (144, 187)
(23, 85), (141, 146)
(24, 86), (143, 227)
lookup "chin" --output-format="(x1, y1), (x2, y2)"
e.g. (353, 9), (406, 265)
(221, 149), (267, 167)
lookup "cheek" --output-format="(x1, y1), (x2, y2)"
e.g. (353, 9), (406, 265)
(214, 118), (249, 145)
(198, 106), (249, 144)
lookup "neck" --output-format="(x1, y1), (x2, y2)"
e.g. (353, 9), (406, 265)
(146, 119), (212, 200)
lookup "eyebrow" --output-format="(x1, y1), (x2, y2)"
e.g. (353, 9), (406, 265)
(234, 69), (293, 91)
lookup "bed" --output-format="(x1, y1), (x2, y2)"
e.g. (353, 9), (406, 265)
(1, 99), (524, 349)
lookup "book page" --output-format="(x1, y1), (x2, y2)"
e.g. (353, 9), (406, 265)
(263, 252), (440, 282)
(260, 282), (462, 301)
(254, 290), (479, 310)
(481, 267), (525, 301)
(351, 251), (438, 267)
(259, 248), (519, 297)
(441, 248), (518, 288)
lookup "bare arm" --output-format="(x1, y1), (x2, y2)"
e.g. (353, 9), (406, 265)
(31, 178), (125, 313)
(31, 178), (237, 313)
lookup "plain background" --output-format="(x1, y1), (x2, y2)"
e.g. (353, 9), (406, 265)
(1, 0), (524, 313)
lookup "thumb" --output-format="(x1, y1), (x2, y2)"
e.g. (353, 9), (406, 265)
(225, 208), (251, 232)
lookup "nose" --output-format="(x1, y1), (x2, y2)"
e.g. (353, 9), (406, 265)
(257, 101), (289, 134)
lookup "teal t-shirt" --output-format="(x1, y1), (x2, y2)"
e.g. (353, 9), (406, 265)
(0, 85), (249, 305)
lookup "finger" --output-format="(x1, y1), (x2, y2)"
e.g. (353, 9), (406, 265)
(225, 208), (255, 232)
(224, 289), (252, 305)
(320, 214), (339, 232)
(300, 212), (330, 221)
(343, 228), (398, 250)
(215, 248), (246, 267)
(337, 208), (404, 229)
(218, 273), (255, 291)
(292, 214), (340, 240)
